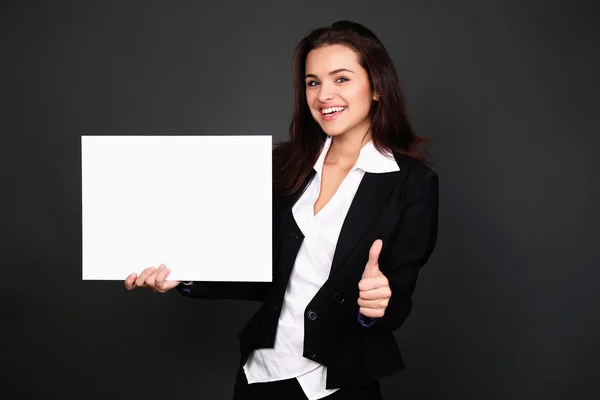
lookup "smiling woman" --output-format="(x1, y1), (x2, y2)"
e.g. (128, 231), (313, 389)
(125, 20), (439, 400)
(276, 20), (430, 196)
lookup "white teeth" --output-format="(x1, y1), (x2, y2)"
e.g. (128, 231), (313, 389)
(321, 106), (346, 115)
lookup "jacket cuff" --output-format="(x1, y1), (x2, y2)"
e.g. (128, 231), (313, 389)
(357, 310), (378, 327)
(178, 281), (193, 294)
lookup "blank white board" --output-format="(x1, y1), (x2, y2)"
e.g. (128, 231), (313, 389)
(81, 135), (272, 282)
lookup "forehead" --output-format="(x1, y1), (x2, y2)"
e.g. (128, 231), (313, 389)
(305, 44), (362, 74)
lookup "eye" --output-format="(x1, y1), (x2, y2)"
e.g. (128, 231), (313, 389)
(335, 76), (349, 83)
(306, 80), (320, 87)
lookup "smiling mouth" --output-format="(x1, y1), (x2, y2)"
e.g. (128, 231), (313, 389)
(321, 106), (346, 116)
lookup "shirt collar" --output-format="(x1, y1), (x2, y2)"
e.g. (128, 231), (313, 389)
(313, 136), (400, 176)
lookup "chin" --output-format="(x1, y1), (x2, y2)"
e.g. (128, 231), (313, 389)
(319, 124), (347, 137)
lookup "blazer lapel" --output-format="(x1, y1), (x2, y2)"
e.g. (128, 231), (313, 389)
(273, 169), (316, 252)
(328, 170), (402, 278)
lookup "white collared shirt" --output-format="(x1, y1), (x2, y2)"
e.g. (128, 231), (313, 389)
(243, 136), (399, 400)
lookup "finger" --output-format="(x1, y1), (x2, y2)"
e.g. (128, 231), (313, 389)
(159, 279), (182, 292)
(367, 239), (383, 267)
(154, 265), (171, 291)
(164, 280), (182, 290)
(357, 297), (389, 309)
(125, 273), (137, 290)
(358, 276), (389, 292)
(362, 240), (383, 279)
(145, 265), (165, 288)
(135, 266), (156, 288)
(359, 286), (392, 301)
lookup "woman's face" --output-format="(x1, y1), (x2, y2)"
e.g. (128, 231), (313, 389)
(304, 44), (377, 139)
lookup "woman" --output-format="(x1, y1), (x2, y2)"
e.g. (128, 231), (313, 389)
(125, 20), (438, 400)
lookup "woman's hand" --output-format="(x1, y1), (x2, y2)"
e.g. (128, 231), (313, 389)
(358, 240), (391, 318)
(124, 264), (181, 293)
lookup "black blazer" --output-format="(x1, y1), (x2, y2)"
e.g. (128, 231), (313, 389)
(178, 150), (439, 389)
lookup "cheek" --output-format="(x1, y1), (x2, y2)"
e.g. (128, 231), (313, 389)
(305, 91), (317, 109)
(306, 92), (322, 120)
(350, 86), (373, 114)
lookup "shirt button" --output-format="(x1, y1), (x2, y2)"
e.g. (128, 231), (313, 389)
(307, 310), (318, 320)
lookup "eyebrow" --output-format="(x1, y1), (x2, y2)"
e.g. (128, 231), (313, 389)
(305, 68), (355, 79)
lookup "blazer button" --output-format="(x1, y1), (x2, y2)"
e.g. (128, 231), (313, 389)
(306, 349), (316, 359)
(307, 310), (317, 320)
(333, 292), (345, 304)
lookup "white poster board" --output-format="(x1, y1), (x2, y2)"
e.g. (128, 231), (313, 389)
(81, 135), (272, 282)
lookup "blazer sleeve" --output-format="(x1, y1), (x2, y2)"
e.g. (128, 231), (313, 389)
(372, 168), (439, 332)
(176, 281), (269, 302)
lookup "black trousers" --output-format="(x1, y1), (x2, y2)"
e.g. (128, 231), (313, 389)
(232, 366), (382, 400)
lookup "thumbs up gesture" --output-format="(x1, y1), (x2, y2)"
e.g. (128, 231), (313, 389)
(358, 239), (391, 319)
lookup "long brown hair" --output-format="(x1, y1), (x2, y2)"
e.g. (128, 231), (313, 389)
(274, 20), (429, 195)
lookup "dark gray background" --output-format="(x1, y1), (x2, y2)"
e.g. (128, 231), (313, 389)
(2, 1), (598, 399)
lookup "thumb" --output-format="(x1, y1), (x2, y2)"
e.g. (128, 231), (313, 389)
(363, 239), (383, 277)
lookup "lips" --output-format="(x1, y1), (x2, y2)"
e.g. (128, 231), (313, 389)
(320, 106), (346, 121)
(321, 106), (346, 115)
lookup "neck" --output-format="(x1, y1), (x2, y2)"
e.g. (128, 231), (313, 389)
(326, 126), (372, 168)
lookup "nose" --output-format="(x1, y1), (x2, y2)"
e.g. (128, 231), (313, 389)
(317, 82), (335, 103)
